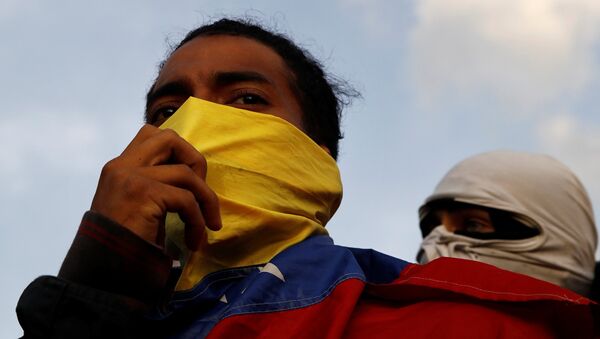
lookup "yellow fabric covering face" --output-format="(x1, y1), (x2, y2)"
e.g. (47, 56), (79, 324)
(160, 97), (343, 291)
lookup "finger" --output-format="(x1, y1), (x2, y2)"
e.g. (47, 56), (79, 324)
(136, 165), (222, 230)
(125, 128), (208, 179)
(185, 214), (208, 253)
(155, 214), (166, 250)
(121, 124), (162, 155)
(157, 183), (208, 251)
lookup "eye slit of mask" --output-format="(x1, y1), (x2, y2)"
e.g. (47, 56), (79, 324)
(421, 200), (540, 240)
(453, 210), (540, 240)
(486, 211), (540, 240)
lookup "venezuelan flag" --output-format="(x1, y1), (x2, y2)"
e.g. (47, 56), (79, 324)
(155, 235), (598, 338)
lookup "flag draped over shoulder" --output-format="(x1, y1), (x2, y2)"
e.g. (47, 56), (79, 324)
(162, 235), (598, 338)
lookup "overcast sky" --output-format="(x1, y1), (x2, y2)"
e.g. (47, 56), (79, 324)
(2, 1), (600, 336)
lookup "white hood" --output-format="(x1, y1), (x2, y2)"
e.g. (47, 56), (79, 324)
(418, 150), (597, 296)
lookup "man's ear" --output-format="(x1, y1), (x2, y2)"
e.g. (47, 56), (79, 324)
(320, 145), (331, 155)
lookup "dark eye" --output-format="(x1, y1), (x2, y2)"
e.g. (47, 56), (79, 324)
(465, 219), (494, 233)
(157, 107), (177, 118)
(149, 106), (179, 125)
(231, 91), (268, 106)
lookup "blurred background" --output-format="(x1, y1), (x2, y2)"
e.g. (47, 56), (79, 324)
(2, 0), (599, 336)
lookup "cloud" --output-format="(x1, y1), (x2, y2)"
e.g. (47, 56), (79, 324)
(536, 114), (600, 206)
(408, 0), (600, 116)
(536, 114), (600, 161)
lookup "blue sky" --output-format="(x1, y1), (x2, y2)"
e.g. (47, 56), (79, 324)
(2, 1), (600, 336)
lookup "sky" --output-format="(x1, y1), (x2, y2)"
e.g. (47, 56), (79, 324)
(2, 0), (600, 336)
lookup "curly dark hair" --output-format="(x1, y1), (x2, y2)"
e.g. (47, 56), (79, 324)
(146, 18), (358, 159)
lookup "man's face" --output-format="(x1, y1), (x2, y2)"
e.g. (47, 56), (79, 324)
(146, 35), (304, 129)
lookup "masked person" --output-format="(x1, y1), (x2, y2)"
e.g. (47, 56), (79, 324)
(417, 150), (598, 297)
(17, 20), (599, 338)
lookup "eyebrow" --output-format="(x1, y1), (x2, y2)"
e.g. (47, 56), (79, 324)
(146, 71), (272, 104)
(212, 71), (272, 87)
(145, 71), (275, 121)
(145, 79), (194, 111)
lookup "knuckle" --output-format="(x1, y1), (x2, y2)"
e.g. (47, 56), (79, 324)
(141, 124), (158, 133)
(102, 158), (117, 171)
(175, 165), (199, 184)
(100, 159), (120, 179)
(196, 154), (208, 172)
(183, 190), (197, 205)
(189, 152), (208, 176)
(206, 188), (219, 204)
(135, 124), (159, 140)
(159, 129), (183, 150)
(211, 189), (220, 203)
(161, 128), (180, 142)
(179, 164), (196, 176)
(179, 191), (200, 214)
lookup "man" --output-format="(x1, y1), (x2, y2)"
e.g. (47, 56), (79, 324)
(417, 150), (598, 297)
(18, 19), (598, 338)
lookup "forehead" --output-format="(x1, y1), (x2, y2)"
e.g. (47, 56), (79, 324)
(157, 35), (295, 87)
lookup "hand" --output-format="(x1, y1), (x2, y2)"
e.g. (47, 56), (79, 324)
(90, 124), (222, 251)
